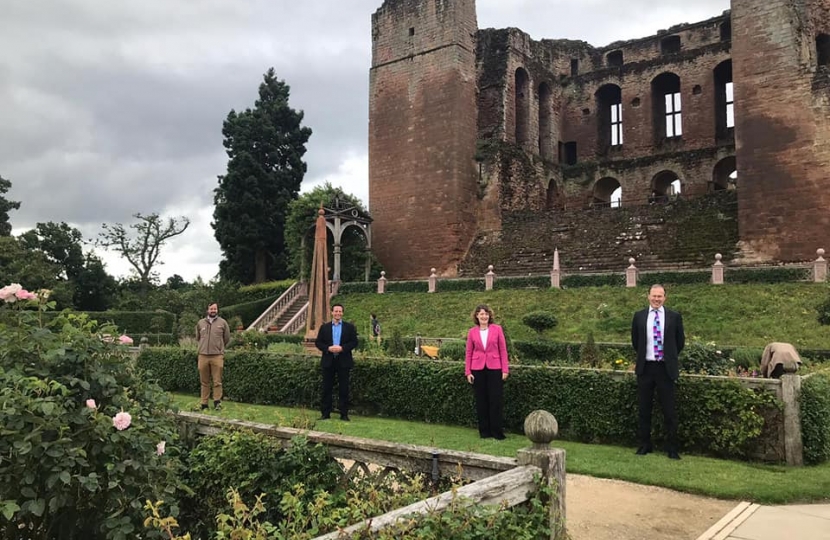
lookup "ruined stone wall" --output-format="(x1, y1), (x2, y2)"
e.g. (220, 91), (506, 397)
(731, 0), (830, 263)
(369, 0), (479, 278)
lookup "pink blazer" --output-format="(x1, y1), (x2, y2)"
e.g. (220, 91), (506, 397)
(465, 324), (509, 376)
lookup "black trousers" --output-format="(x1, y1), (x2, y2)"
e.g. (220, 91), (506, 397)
(637, 361), (678, 450)
(472, 368), (504, 438)
(321, 362), (351, 417)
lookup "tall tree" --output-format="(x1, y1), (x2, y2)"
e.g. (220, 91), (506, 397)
(0, 175), (21, 236)
(97, 212), (190, 291)
(73, 254), (118, 311)
(19, 221), (85, 280)
(213, 67), (312, 284)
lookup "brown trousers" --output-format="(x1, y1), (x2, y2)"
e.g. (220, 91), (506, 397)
(198, 354), (224, 404)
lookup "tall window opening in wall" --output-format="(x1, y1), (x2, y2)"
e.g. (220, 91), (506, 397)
(515, 68), (530, 146)
(720, 20), (732, 41)
(595, 84), (623, 155)
(538, 82), (552, 159)
(651, 170), (681, 203)
(817, 34), (830, 67)
(593, 177), (622, 208)
(651, 72), (682, 141)
(714, 60), (734, 139)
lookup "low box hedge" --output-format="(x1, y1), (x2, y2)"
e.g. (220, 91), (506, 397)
(138, 348), (789, 461)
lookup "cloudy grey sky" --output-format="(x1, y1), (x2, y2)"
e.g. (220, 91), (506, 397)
(1, 0), (729, 282)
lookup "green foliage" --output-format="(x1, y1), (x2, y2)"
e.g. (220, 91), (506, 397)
(73, 254), (118, 311)
(726, 267), (811, 284)
(178, 431), (341, 537)
(580, 332), (601, 368)
(0, 302), (183, 539)
(0, 175), (20, 237)
(18, 222), (85, 280)
(236, 280), (294, 303)
(816, 295), (830, 326)
(139, 348), (782, 459)
(731, 347), (762, 371)
(680, 341), (732, 376)
(438, 340), (466, 361)
(521, 310), (558, 336)
(222, 295), (280, 327)
(83, 310), (177, 335)
(285, 183), (377, 281)
(385, 328), (409, 358)
(801, 374), (830, 464)
(228, 331), (305, 351)
(177, 312), (201, 339)
(213, 67), (312, 284)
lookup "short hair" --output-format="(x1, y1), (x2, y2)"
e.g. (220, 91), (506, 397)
(332, 303), (344, 310)
(471, 304), (495, 325)
(649, 284), (666, 294)
(370, 313), (376, 318)
(207, 302), (218, 308)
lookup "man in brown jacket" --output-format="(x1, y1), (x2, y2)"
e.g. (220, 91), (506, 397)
(196, 302), (231, 410)
(760, 342), (802, 378)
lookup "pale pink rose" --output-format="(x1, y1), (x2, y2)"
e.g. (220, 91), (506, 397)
(0, 283), (22, 303)
(112, 411), (132, 430)
(86, 399), (97, 409)
(15, 290), (37, 301)
(118, 335), (134, 345)
(156, 441), (166, 456)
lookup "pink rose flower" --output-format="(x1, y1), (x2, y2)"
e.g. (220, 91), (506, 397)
(15, 289), (37, 301)
(118, 335), (134, 345)
(112, 411), (132, 430)
(156, 441), (166, 456)
(0, 283), (22, 303)
(86, 399), (97, 409)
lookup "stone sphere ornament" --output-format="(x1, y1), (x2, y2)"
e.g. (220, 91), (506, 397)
(524, 410), (559, 447)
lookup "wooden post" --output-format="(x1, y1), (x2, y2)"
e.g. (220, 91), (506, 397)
(428, 268), (437, 293)
(550, 248), (561, 289)
(377, 271), (387, 294)
(780, 369), (804, 466)
(485, 265), (495, 291)
(625, 258), (638, 288)
(814, 249), (827, 282)
(712, 253), (724, 285)
(516, 410), (566, 540)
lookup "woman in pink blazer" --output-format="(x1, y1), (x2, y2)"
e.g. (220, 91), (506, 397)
(465, 304), (509, 439)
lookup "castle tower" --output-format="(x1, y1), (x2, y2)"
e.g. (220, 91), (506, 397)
(369, 0), (479, 278)
(731, 0), (830, 261)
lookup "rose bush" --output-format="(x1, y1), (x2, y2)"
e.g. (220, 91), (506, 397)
(0, 284), (184, 540)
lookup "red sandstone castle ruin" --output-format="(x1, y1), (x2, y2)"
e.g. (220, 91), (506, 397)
(368, 0), (830, 279)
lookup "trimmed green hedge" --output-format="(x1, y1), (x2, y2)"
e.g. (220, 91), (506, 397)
(138, 348), (785, 460)
(222, 296), (280, 327)
(49, 310), (177, 334)
(235, 280), (294, 303)
(800, 373), (830, 464)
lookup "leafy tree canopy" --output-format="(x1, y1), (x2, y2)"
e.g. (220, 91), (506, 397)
(0, 175), (21, 236)
(213, 67), (312, 284)
(18, 221), (85, 280)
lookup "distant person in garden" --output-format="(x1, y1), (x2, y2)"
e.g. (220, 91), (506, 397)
(315, 303), (359, 421)
(760, 342), (802, 378)
(196, 302), (231, 411)
(370, 313), (381, 344)
(465, 304), (510, 440)
(631, 284), (685, 459)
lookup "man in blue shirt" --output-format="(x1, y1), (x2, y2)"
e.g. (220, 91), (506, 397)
(315, 304), (359, 421)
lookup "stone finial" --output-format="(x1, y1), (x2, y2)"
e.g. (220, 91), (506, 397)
(712, 253), (724, 285)
(814, 249), (827, 282)
(625, 258), (638, 288)
(485, 265), (495, 290)
(524, 410), (559, 448)
(428, 268), (437, 293)
(377, 271), (387, 294)
(715, 253), (723, 262)
(430, 268), (437, 276)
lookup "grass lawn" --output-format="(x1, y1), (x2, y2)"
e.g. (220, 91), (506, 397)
(170, 393), (830, 505)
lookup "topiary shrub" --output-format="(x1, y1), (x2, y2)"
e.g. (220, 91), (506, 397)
(521, 311), (558, 337)
(385, 328), (409, 358)
(0, 284), (184, 539)
(817, 296), (830, 326)
(580, 332), (601, 368)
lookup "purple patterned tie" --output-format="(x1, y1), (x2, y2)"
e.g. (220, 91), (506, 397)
(653, 309), (664, 361)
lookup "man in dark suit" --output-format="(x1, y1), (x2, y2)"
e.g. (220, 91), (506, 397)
(315, 303), (358, 421)
(631, 284), (685, 459)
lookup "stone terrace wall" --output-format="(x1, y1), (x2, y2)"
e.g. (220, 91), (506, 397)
(459, 191), (738, 276)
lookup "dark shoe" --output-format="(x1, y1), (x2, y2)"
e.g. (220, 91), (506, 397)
(493, 434), (506, 440)
(480, 433), (492, 439)
(213, 401), (222, 410)
(635, 445), (653, 455)
(340, 415), (350, 422)
(200, 404), (209, 411)
(319, 414), (331, 420)
(667, 450), (681, 460)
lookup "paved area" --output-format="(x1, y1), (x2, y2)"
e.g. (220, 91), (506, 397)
(696, 502), (830, 540)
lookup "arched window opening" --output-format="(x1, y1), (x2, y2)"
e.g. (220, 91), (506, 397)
(651, 72), (682, 141)
(720, 20), (732, 41)
(651, 170), (681, 203)
(515, 68), (530, 146)
(714, 60), (734, 139)
(712, 156), (737, 191)
(538, 82), (552, 159)
(606, 50), (624, 67)
(596, 84), (623, 155)
(593, 177), (622, 208)
(546, 179), (560, 210)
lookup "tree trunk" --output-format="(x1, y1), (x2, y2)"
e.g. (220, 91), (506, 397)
(255, 248), (267, 283)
